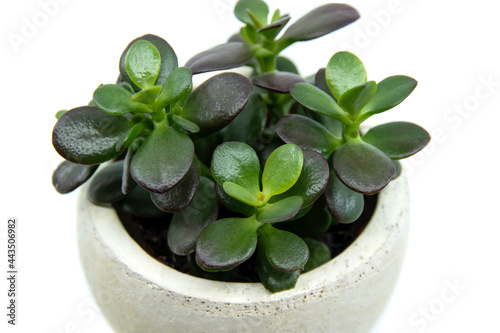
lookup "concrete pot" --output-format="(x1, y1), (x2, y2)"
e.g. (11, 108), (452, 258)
(77, 175), (409, 333)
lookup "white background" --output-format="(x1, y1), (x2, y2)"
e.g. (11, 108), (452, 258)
(1, 0), (499, 332)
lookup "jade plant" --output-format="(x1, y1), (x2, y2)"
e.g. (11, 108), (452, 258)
(51, 0), (430, 292)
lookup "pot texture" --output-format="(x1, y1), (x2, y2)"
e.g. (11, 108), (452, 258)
(77, 175), (409, 333)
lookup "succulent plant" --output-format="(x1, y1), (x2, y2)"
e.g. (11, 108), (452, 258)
(51, 0), (429, 293)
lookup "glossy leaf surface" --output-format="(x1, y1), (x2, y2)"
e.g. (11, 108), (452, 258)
(252, 72), (306, 93)
(130, 125), (194, 193)
(93, 84), (152, 116)
(215, 183), (256, 217)
(171, 115), (200, 134)
(52, 161), (98, 194)
(262, 144), (303, 198)
(338, 81), (377, 117)
(277, 56), (299, 74)
(234, 0), (269, 25)
(223, 181), (262, 206)
(130, 86), (162, 105)
(114, 184), (168, 219)
(277, 197), (332, 238)
(156, 67), (192, 109)
(257, 196), (303, 223)
(87, 161), (125, 205)
(52, 106), (132, 165)
(326, 52), (367, 100)
(258, 15), (291, 40)
(185, 43), (253, 74)
(124, 40), (161, 89)
(256, 240), (299, 292)
(332, 140), (395, 194)
(325, 170), (364, 223)
(303, 238), (331, 273)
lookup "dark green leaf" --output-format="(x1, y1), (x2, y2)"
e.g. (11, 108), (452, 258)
(211, 142), (261, 195)
(52, 106), (132, 164)
(171, 115), (200, 134)
(87, 161), (126, 205)
(262, 144), (303, 198)
(93, 84), (152, 115)
(332, 140), (395, 194)
(258, 224), (309, 272)
(130, 125), (194, 193)
(234, 0), (269, 25)
(196, 217), (260, 270)
(338, 81), (377, 117)
(256, 239), (300, 292)
(185, 43), (253, 74)
(276, 114), (340, 158)
(362, 122), (430, 159)
(155, 67), (193, 109)
(121, 144), (137, 195)
(130, 86), (162, 105)
(326, 51), (367, 100)
(215, 182), (256, 217)
(118, 81), (134, 94)
(52, 161), (99, 194)
(253, 72), (306, 93)
(277, 4), (360, 51)
(393, 160), (402, 179)
(115, 123), (145, 152)
(182, 73), (252, 136)
(258, 15), (291, 40)
(277, 197), (332, 238)
(291, 83), (350, 124)
(114, 183), (169, 219)
(151, 162), (200, 213)
(194, 132), (223, 167)
(325, 170), (364, 223)
(277, 56), (299, 74)
(302, 238), (331, 273)
(256, 196), (303, 223)
(120, 34), (178, 90)
(271, 149), (329, 207)
(167, 177), (219, 255)
(223, 181), (262, 206)
(124, 40), (161, 89)
(314, 68), (333, 97)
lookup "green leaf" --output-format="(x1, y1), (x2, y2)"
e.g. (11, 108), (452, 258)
(253, 72), (306, 93)
(119, 34), (178, 91)
(258, 15), (291, 40)
(171, 115), (200, 134)
(215, 183), (256, 217)
(93, 84), (153, 116)
(194, 132), (223, 167)
(87, 161), (126, 205)
(277, 4), (360, 51)
(211, 142), (261, 196)
(326, 52), (367, 100)
(262, 144), (303, 198)
(130, 125), (194, 193)
(124, 40), (161, 89)
(359, 76), (418, 120)
(393, 160), (402, 179)
(291, 83), (351, 124)
(185, 43), (253, 74)
(332, 140), (395, 194)
(325, 170), (364, 223)
(338, 81), (377, 117)
(52, 106), (132, 164)
(167, 177), (219, 255)
(130, 86), (162, 105)
(115, 122), (145, 152)
(270, 149), (329, 207)
(223, 182), (262, 206)
(302, 238), (331, 273)
(151, 162), (200, 213)
(234, 0), (269, 25)
(121, 144), (137, 195)
(258, 224), (309, 272)
(256, 239), (300, 293)
(276, 114), (340, 158)
(55, 110), (67, 119)
(276, 56), (299, 74)
(155, 67), (193, 109)
(182, 73), (252, 136)
(52, 161), (99, 194)
(114, 183), (169, 219)
(196, 217), (260, 270)
(256, 196), (303, 223)
(118, 81), (134, 93)
(362, 122), (430, 159)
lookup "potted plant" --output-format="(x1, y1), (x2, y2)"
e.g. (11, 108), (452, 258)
(52, 0), (430, 331)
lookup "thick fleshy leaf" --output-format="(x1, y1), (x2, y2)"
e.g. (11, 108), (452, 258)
(55, 110), (67, 119)
(185, 43), (253, 74)
(120, 34), (178, 90)
(130, 86), (162, 105)
(130, 125), (194, 193)
(228, 33), (244, 43)
(271, 149), (329, 207)
(325, 170), (364, 223)
(196, 217), (260, 270)
(211, 142), (261, 195)
(121, 145), (137, 195)
(359, 76), (418, 119)
(332, 140), (395, 194)
(277, 56), (299, 74)
(52, 106), (132, 165)
(52, 161), (99, 194)
(253, 72), (306, 93)
(194, 132), (223, 167)
(234, 0), (269, 25)
(215, 183), (256, 217)
(362, 122), (430, 159)
(303, 238), (331, 273)
(87, 161), (126, 205)
(291, 83), (350, 124)
(182, 73), (252, 136)
(262, 144), (303, 198)
(326, 52), (367, 100)
(256, 239), (300, 292)
(115, 123), (146, 152)
(393, 160), (402, 179)
(167, 177), (219, 255)
(171, 115), (200, 134)
(93, 84), (152, 116)
(151, 162), (200, 213)
(256, 196), (303, 223)
(258, 224), (309, 272)
(223, 182), (262, 206)
(221, 93), (267, 146)
(338, 81), (377, 117)
(277, 4), (360, 51)
(276, 114), (340, 158)
(314, 68), (332, 97)
(258, 15), (291, 40)
(155, 67), (193, 109)
(124, 40), (161, 89)
(114, 184), (169, 219)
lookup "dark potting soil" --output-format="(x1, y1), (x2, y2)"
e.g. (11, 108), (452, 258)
(115, 194), (377, 283)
